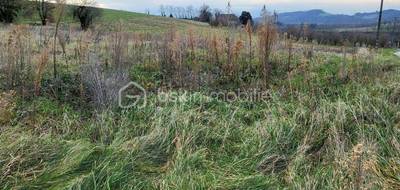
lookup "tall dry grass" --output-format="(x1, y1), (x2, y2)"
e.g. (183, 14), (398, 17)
(1, 26), (33, 96)
(34, 48), (49, 96)
(245, 22), (253, 63)
(258, 21), (278, 88)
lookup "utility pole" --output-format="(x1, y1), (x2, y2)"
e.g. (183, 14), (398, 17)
(376, 0), (384, 48)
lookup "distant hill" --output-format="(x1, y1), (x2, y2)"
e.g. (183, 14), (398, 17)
(256, 9), (400, 25)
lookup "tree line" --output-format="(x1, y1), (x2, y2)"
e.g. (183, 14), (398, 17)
(284, 23), (400, 48)
(159, 3), (256, 28)
(159, 5), (196, 19)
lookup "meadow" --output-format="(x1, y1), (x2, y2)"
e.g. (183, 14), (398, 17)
(0, 8), (400, 190)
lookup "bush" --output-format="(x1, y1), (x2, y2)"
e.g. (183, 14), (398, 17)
(0, 0), (23, 23)
(239, 11), (253, 26)
(73, 5), (102, 31)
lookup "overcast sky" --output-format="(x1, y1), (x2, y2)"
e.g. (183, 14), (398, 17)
(91, 0), (400, 15)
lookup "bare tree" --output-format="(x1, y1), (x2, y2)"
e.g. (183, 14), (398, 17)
(198, 4), (212, 23)
(173, 7), (179, 18)
(52, 0), (66, 98)
(186, 5), (194, 19)
(160, 5), (166, 16)
(35, 0), (53, 25)
(179, 7), (185, 18)
(175, 7), (181, 18)
(390, 17), (399, 33)
(210, 9), (222, 26)
(166, 6), (173, 17)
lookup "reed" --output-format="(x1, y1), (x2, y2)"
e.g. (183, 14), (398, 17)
(285, 33), (294, 73)
(168, 31), (184, 86)
(257, 21), (278, 88)
(2, 26), (32, 95)
(187, 28), (196, 63)
(245, 22), (253, 63)
(34, 48), (49, 96)
(210, 34), (221, 66)
(159, 27), (177, 86)
(52, 0), (66, 99)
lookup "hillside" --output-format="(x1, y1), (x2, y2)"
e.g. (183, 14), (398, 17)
(18, 6), (210, 32)
(100, 9), (210, 32)
(257, 9), (400, 25)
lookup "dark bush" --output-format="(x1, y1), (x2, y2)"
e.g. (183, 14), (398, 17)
(239, 11), (253, 26)
(0, 0), (23, 23)
(73, 5), (102, 31)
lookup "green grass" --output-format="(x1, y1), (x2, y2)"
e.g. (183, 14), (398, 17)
(1, 49), (400, 189)
(16, 6), (210, 32)
(100, 8), (210, 32)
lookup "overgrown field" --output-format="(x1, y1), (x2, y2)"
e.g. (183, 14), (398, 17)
(0, 16), (400, 189)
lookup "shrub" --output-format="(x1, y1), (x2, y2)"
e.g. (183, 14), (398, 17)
(239, 11), (253, 26)
(73, 5), (102, 31)
(0, 0), (23, 23)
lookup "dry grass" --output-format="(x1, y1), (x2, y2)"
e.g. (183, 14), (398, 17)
(258, 22), (278, 88)
(0, 91), (16, 125)
(34, 47), (49, 96)
(1, 15), (400, 189)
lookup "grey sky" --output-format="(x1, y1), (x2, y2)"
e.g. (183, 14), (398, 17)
(93, 0), (400, 15)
